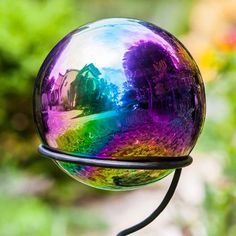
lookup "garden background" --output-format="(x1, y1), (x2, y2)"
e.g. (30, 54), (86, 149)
(0, 0), (236, 235)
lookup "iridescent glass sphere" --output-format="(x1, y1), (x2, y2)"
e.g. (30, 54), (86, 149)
(33, 18), (206, 191)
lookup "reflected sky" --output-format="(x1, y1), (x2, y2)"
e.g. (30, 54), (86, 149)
(50, 18), (181, 89)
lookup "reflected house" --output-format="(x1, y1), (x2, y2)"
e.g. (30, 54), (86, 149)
(59, 69), (79, 109)
(49, 69), (79, 110)
(47, 63), (118, 113)
(80, 63), (101, 78)
(51, 63), (103, 111)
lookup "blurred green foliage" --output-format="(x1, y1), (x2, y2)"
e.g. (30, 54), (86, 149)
(199, 51), (236, 236)
(196, 38), (236, 235)
(0, 195), (107, 236)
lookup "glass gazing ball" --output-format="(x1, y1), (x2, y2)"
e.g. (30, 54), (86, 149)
(33, 18), (206, 191)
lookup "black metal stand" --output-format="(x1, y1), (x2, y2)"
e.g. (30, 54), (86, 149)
(38, 144), (192, 236)
(116, 169), (181, 236)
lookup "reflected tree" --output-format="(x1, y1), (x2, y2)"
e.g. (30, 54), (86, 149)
(123, 41), (175, 112)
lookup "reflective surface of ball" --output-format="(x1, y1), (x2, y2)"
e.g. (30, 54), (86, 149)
(33, 18), (205, 190)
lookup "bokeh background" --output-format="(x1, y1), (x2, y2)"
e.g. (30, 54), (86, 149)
(0, 0), (236, 235)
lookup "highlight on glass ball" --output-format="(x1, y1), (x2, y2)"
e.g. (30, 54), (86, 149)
(33, 18), (206, 191)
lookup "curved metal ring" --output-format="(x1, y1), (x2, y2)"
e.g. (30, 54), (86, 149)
(38, 144), (193, 170)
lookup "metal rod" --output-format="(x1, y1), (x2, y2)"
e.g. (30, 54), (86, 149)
(117, 169), (181, 235)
